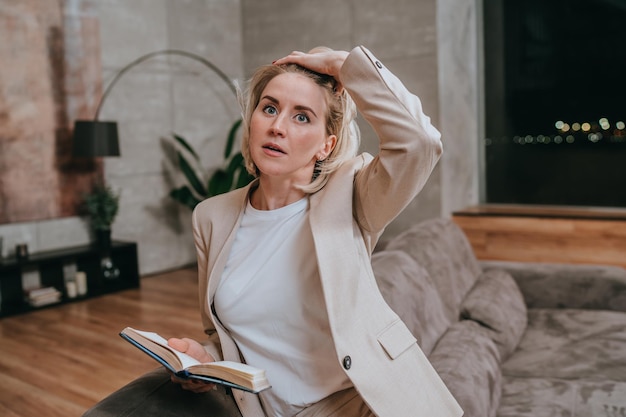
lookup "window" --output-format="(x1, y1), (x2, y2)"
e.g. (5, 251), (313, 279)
(483, 0), (626, 207)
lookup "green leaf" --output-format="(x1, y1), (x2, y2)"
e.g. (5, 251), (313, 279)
(228, 153), (254, 189)
(224, 119), (242, 159)
(172, 133), (201, 161)
(177, 151), (207, 196)
(236, 168), (255, 189)
(226, 152), (245, 174)
(166, 119), (253, 210)
(83, 185), (120, 230)
(169, 187), (201, 211)
(208, 169), (232, 197)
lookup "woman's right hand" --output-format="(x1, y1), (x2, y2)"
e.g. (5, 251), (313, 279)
(168, 337), (217, 393)
(273, 47), (349, 93)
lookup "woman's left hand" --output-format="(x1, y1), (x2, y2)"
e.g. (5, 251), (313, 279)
(273, 48), (349, 93)
(168, 337), (217, 393)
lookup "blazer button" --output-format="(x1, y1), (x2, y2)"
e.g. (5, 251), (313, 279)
(375, 61), (383, 69)
(342, 355), (352, 370)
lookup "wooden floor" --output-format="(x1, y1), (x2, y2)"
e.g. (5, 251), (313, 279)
(0, 266), (206, 417)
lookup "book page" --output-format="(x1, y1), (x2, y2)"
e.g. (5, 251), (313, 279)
(128, 328), (201, 370)
(193, 361), (264, 378)
(187, 361), (269, 392)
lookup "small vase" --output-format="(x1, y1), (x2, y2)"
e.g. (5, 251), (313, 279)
(95, 229), (112, 252)
(94, 229), (119, 280)
(100, 256), (120, 280)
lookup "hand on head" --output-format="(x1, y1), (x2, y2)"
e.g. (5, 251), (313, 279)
(273, 47), (349, 93)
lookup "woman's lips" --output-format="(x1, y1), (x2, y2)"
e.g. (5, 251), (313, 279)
(262, 143), (286, 155)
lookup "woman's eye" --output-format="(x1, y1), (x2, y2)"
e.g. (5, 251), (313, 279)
(295, 113), (310, 123)
(263, 105), (277, 115)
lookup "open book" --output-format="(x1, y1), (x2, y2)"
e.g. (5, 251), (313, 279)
(120, 327), (271, 393)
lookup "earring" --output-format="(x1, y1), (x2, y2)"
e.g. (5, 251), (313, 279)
(312, 159), (322, 180)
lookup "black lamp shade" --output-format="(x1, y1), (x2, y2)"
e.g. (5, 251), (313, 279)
(73, 120), (120, 157)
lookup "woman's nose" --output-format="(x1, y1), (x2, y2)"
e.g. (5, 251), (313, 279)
(269, 115), (286, 136)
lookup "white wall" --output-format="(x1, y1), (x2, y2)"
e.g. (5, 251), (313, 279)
(98, 0), (244, 274)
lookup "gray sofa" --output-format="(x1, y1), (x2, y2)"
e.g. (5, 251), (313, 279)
(373, 218), (626, 417)
(84, 218), (626, 417)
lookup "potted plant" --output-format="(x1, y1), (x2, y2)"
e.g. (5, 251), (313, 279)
(83, 184), (120, 250)
(163, 119), (254, 210)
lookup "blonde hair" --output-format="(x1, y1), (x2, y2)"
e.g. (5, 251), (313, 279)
(239, 54), (360, 194)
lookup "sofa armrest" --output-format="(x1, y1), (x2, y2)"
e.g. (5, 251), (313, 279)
(82, 367), (241, 417)
(480, 260), (626, 312)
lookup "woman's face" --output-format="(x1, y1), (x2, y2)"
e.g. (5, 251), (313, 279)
(248, 72), (336, 183)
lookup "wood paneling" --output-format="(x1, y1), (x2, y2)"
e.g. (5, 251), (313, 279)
(0, 266), (204, 417)
(453, 205), (626, 269)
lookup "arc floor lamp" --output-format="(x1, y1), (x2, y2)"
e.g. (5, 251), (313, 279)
(72, 49), (237, 158)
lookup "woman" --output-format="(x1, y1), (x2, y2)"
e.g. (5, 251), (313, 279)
(169, 46), (462, 417)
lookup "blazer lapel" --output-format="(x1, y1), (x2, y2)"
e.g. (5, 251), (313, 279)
(205, 181), (257, 306)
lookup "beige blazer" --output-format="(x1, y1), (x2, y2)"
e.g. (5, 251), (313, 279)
(191, 46), (463, 417)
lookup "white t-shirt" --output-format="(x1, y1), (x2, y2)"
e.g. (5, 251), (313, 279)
(214, 197), (352, 417)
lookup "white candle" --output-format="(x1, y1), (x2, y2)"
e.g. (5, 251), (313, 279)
(66, 281), (77, 298)
(76, 271), (88, 296)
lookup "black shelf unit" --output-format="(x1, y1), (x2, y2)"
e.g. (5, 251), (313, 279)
(0, 241), (139, 318)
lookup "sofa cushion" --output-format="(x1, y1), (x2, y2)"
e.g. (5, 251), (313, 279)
(372, 250), (450, 355)
(460, 268), (528, 360)
(385, 218), (482, 322)
(502, 308), (626, 381)
(429, 320), (502, 417)
(482, 260), (626, 311)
